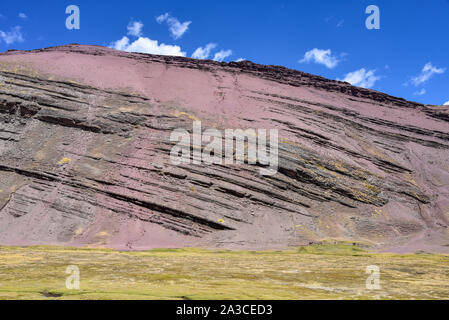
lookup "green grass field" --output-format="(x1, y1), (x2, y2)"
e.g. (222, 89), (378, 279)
(0, 244), (448, 300)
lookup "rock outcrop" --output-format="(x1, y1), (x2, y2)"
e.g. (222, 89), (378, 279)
(0, 44), (448, 252)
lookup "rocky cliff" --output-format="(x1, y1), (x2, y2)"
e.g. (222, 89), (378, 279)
(0, 44), (448, 252)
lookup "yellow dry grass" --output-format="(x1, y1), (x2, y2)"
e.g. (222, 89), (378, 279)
(0, 244), (448, 300)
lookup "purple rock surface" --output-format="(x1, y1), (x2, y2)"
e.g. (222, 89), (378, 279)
(0, 44), (448, 252)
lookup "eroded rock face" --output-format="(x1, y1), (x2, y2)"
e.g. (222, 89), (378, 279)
(0, 44), (448, 252)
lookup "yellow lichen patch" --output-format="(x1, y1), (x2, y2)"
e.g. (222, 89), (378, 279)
(190, 186), (196, 193)
(314, 163), (339, 177)
(118, 106), (138, 112)
(171, 110), (200, 122)
(218, 219), (225, 224)
(280, 138), (307, 149)
(375, 209), (382, 215)
(171, 110), (186, 117)
(58, 157), (71, 165)
(0, 189), (2, 193)
(95, 231), (109, 237)
(73, 227), (84, 236)
(364, 182), (381, 194)
(402, 173), (418, 186)
(334, 161), (348, 173)
(188, 114), (200, 121)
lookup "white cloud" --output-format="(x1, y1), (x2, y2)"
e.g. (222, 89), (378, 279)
(110, 21), (186, 57)
(110, 36), (130, 51)
(18, 13), (27, 19)
(339, 68), (380, 88)
(213, 49), (232, 62)
(444, 101), (449, 106)
(127, 21), (143, 37)
(235, 58), (245, 62)
(0, 26), (24, 45)
(110, 36), (186, 57)
(414, 88), (426, 96)
(299, 48), (340, 69)
(156, 13), (191, 40)
(191, 43), (217, 59)
(411, 62), (445, 86)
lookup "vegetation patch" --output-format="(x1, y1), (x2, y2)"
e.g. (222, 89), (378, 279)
(0, 245), (448, 300)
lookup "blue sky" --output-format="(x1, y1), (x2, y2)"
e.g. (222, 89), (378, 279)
(0, 0), (448, 105)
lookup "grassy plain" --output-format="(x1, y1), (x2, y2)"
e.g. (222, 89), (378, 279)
(0, 244), (448, 300)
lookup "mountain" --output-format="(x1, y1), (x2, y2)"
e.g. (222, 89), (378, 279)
(0, 44), (448, 252)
